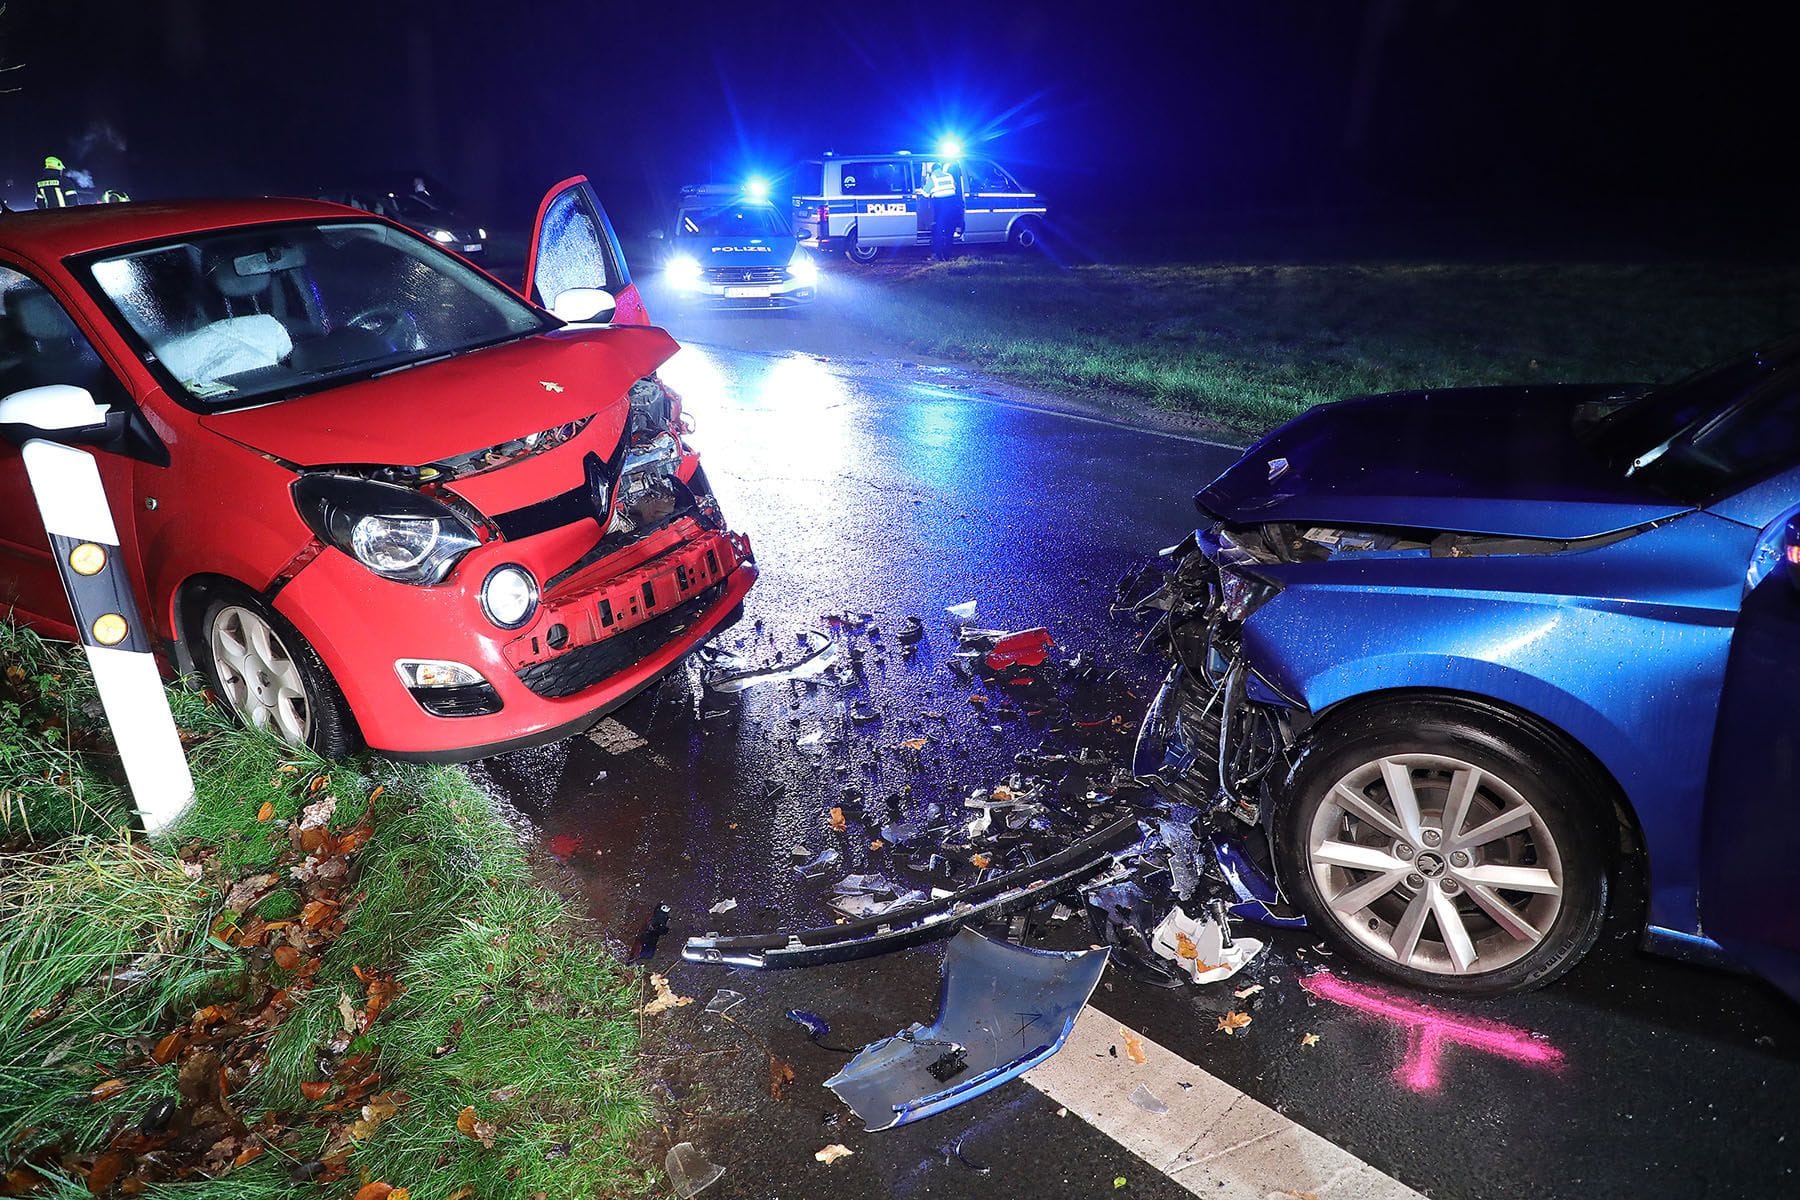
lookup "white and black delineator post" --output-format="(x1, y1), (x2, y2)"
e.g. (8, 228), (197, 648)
(0, 384), (195, 833)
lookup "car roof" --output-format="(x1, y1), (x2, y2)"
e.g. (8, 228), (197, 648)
(0, 196), (367, 262)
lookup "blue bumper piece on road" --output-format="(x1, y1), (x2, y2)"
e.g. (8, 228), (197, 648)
(824, 928), (1109, 1131)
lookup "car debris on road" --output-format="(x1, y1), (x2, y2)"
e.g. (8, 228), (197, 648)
(823, 928), (1108, 1131)
(662, 600), (1301, 1135)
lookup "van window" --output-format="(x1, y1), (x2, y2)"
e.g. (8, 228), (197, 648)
(792, 161), (825, 198)
(839, 160), (911, 196)
(964, 159), (1021, 193)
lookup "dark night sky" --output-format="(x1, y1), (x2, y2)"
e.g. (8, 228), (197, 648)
(2, 1), (1794, 246)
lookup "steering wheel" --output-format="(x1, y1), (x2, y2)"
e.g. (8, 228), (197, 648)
(345, 305), (419, 347)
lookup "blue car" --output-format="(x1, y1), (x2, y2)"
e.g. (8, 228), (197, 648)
(658, 186), (817, 308)
(1132, 337), (1800, 994)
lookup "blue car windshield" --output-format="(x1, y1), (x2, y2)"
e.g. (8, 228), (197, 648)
(1594, 341), (1800, 502)
(677, 204), (787, 239)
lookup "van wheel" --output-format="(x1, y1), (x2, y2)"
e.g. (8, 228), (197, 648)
(843, 236), (881, 265)
(1275, 696), (1607, 994)
(199, 589), (358, 758)
(1009, 218), (1045, 252)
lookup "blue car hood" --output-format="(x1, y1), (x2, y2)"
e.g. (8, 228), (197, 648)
(1197, 385), (1694, 540)
(682, 235), (797, 268)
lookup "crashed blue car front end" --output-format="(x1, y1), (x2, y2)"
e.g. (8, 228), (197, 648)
(1133, 350), (1800, 994)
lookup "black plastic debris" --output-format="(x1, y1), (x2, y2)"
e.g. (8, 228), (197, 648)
(685, 816), (1144, 968)
(897, 616), (926, 645)
(702, 631), (838, 692)
(823, 928), (1108, 1131)
(628, 902), (673, 963)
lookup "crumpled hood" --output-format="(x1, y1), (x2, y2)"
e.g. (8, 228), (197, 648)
(1197, 385), (1693, 540)
(200, 325), (678, 467)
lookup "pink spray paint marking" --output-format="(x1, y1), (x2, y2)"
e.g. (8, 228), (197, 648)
(1300, 970), (1564, 1092)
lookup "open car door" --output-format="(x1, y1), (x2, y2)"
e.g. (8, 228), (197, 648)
(1700, 515), (1800, 1001)
(523, 176), (648, 327)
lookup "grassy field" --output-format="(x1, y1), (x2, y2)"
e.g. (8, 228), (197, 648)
(850, 258), (1800, 434)
(0, 625), (650, 1199)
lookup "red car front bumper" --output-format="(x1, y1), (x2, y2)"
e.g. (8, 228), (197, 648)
(274, 518), (755, 762)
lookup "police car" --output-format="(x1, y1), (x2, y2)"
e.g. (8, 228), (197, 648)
(790, 150), (1048, 264)
(657, 183), (817, 307)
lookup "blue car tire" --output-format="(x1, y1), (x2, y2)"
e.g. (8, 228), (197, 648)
(1277, 695), (1609, 994)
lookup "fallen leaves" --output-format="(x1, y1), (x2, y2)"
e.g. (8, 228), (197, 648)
(828, 806), (847, 832)
(1233, 983), (1264, 1000)
(814, 1144), (854, 1165)
(88, 1079), (127, 1103)
(1174, 931), (1198, 960)
(349, 1092), (404, 1141)
(770, 1054), (797, 1101)
(222, 872), (280, 912)
(456, 1105), (498, 1149)
(353, 1182), (411, 1200)
(1119, 1028), (1147, 1065)
(969, 853), (992, 870)
(638, 973), (692, 1016)
(1300, 1032), (1321, 1048)
(1217, 1011), (1253, 1036)
(55, 775), (396, 1198)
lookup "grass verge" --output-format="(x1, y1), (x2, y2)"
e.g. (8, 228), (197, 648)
(850, 257), (1800, 433)
(0, 623), (650, 1199)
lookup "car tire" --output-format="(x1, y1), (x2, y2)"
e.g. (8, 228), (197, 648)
(198, 589), (359, 758)
(1009, 218), (1045, 253)
(1275, 696), (1608, 995)
(843, 234), (881, 266)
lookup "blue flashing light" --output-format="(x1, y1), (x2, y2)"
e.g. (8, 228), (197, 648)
(936, 136), (964, 162)
(744, 175), (771, 200)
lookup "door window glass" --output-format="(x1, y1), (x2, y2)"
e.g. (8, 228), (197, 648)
(0, 266), (124, 406)
(839, 160), (911, 196)
(535, 187), (616, 304)
(964, 159), (1020, 193)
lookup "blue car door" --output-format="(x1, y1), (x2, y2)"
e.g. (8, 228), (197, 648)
(1700, 514), (1800, 1000)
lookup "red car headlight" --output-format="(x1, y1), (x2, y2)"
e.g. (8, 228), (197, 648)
(292, 473), (481, 585)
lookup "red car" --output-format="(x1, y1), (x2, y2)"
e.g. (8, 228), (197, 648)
(0, 178), (755, 760)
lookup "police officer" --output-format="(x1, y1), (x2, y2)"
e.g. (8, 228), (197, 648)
(925, 161), (961, 260)
(36, 156), (72, 209)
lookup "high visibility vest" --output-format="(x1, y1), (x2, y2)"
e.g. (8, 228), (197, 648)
(36, 176), (70, 209)
(929, 170), (956, 199)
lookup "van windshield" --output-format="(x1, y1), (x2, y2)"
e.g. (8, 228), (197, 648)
(82, 220), (549, 410)
(677, 204), (788, 239)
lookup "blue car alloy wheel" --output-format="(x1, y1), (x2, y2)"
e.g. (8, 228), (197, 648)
(1278, 696), (1609, 994)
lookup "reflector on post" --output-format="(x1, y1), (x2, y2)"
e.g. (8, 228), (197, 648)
(2, 385), (196, 834)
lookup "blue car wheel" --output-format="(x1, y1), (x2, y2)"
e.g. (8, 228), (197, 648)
(1278, 696), (1609, 994)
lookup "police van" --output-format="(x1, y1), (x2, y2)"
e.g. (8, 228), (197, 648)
(790, 151), (1047, 264)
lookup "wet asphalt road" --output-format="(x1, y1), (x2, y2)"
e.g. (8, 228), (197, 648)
(470, 290), (1800, 1200)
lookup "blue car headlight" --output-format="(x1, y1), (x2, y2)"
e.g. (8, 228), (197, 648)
(1218, 566), (1281, 621)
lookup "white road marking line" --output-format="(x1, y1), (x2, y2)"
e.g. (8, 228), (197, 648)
(1025, 1006), (1425, 1200)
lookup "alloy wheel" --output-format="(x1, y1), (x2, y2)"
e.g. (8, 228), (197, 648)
(1306, 752), (1565, 976)
(209, 605), (312, 746)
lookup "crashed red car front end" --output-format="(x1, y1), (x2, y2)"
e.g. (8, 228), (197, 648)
(233, 327), (757, 762)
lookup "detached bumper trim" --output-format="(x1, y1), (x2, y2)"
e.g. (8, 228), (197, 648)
(682, 814), (1146, 969)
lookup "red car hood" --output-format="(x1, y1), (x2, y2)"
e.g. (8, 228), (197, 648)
(199, 326), (679, 467)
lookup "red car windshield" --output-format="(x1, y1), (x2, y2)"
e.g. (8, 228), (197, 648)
(83, 220), (549, 409)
